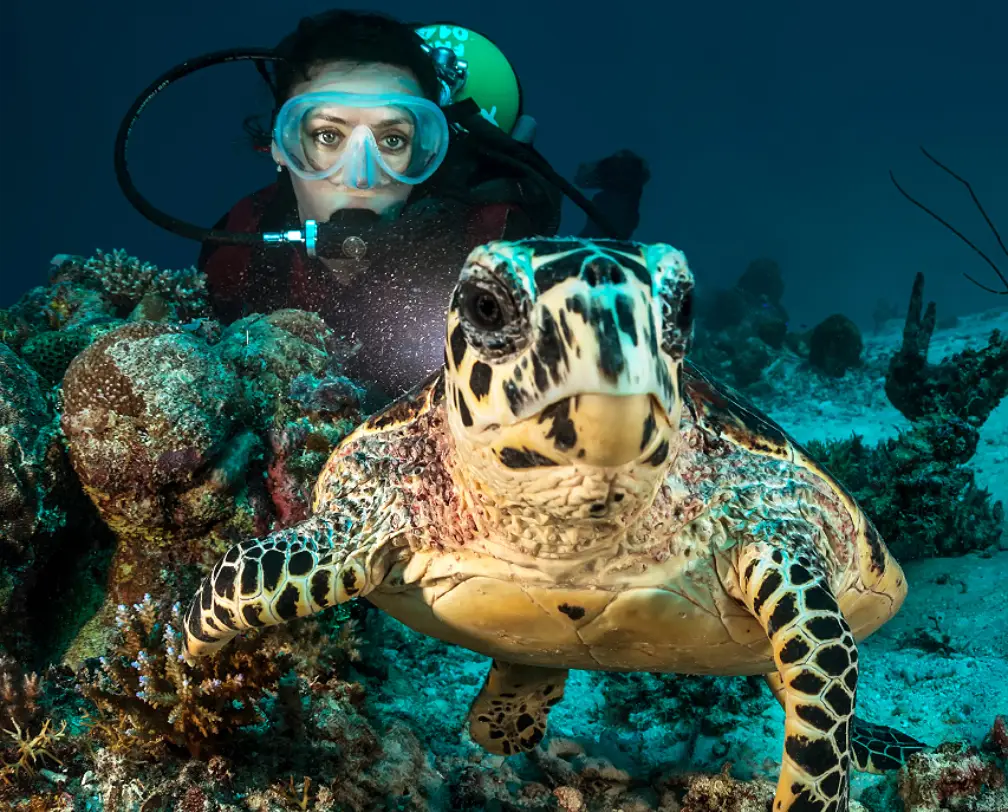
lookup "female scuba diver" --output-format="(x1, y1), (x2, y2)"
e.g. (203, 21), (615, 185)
(114, 10), (624, 401)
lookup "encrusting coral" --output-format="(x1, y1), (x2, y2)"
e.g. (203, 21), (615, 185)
(54, 312), (361, 668)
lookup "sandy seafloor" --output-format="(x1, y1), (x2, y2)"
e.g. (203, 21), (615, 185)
(353, 304), (1008, 809)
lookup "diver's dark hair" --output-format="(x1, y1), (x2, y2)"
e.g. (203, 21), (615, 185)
(271, 10), (442, 106)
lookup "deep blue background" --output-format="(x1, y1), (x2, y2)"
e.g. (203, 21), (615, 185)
(5, 0), (1007, 327)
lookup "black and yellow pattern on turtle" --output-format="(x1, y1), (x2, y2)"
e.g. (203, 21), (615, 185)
(738, 543), (863, 812)
(182, 514), (384, 659)
(442, 238), (693, 468)
(468, 660), (568, 756)
(682, 359), (908, 639)
(763, 673), (927, 775)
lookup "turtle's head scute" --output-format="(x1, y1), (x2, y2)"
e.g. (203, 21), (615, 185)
(443, 238), (694, 477)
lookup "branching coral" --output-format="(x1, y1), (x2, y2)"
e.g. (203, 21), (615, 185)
(0, 655), (69, 790)
(886, 272), (1008, 424)
(0, 718), (67, 786)
(79, 595), (288, 758)
(0, 654), (42, 733)
(806, 417), (1004, 559)
(51, 249), (211, 322)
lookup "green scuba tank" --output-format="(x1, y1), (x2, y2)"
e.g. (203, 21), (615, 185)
(415, 23), (524, 136)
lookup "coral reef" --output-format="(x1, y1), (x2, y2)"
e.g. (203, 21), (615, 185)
(808, 313), (864, 378)
(50, 249), (211, 324)
(692, 258), (790, 389)
(0, 653), (42, 733)
(0, 344), (63, 556)
(805, 415), (1003, 559)
(60, 321), (249, 607)
(0, 654), (74, 792)
(55, 309), (361, 654)
(0, 342), (101, 657)
(3, 249), (211, 388)
(594, 672), (767, 763)
(0, 250), (362, 665)
(78, 595), (287, 758)
(886, 273), (1008, 424)
(897, 743), (1006, 811)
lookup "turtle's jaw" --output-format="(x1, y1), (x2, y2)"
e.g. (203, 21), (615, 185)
(554, 393), (661, 468)
(482, 393), (677, 470)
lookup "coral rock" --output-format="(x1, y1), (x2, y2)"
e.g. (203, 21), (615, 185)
(809, 313), (863, 378)
(898, 743), (1007, 812)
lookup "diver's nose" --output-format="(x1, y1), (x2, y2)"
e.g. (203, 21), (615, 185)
(341, 149), (379, 190)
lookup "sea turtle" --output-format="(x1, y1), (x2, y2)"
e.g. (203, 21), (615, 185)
(183, 238), (926, 811)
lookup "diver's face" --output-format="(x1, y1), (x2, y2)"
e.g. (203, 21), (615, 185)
(273, 62), (424, 222)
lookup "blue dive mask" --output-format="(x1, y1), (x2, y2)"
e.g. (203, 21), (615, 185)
(272, 91), (450, 187)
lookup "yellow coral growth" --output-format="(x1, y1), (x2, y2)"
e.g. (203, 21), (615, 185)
(0, 718), (66, 785)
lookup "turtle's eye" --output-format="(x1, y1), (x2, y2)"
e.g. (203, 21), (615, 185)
(459, 281), (515, 332)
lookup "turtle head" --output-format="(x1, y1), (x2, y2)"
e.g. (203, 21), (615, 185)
(442, 238), (694, 523)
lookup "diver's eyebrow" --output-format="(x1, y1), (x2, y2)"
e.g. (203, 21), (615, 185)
(309, 114), (411, 128)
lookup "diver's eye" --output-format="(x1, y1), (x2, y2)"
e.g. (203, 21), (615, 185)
(313, 130), (342, 147)
(380, 133), (409, 152)
(459, 281), (514, 332)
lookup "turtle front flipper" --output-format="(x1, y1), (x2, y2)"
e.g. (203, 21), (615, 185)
(738, 544), (858, 812)
(764, 673), (928, 774)
(183, 514), (388, 661)
(468, 660), (568, 756)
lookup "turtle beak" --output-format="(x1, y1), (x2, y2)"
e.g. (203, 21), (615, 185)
(560, 393), (666, 467)
(483, 392), (674, 470)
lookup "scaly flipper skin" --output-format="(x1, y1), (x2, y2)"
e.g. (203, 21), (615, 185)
(848, 717), (929, 773)
(764, 673), (927, 774)
(183, 514), (388, 661)
(738, 543), (858, 812)
(468, 660), (569, 756)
